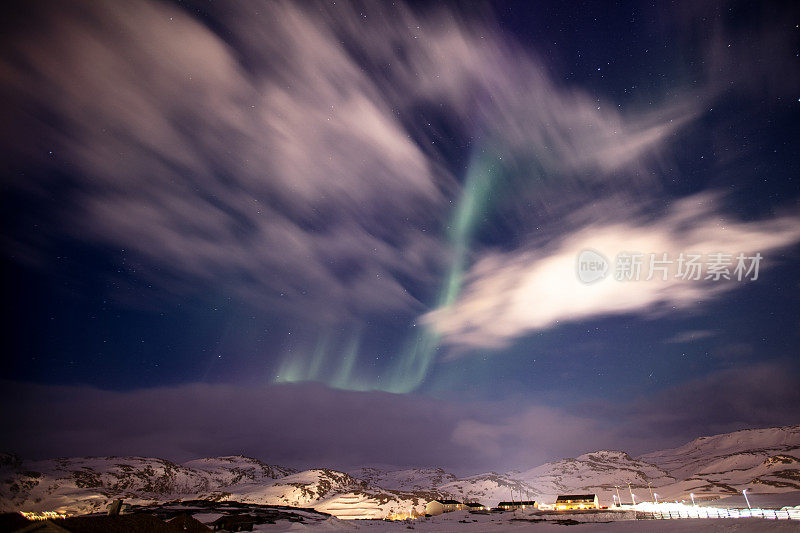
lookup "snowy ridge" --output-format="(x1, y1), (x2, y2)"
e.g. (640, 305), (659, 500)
(637, 425), (800, 499)
(349, 467), (457, 491)
(2, 424), (799, 519)
(0, 454), (296, 515)
(0, 457), (435, 519)
(437, 472), (539, 505)
(514, 450), (675, 503)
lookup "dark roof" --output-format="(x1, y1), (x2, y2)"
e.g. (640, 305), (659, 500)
(464, 503), (485, 507)
(167, 513), (212, 532)
(556, 494), (597, 501)
(497, 500), (535, 506)
(436, 499), (462, 505)
(210, 515), (257, 525)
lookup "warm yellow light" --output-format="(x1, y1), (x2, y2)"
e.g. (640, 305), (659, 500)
(385, 511), (417, 521)
(20, 511), (68, 521)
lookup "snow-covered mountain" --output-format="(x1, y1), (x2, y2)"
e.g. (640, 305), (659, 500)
(0, 454), (296, 515)
(437, 472), (539, 505)
(2, 424), (799, 519)
(514, 450), (675, 503)
(184, 456), (296, 485)
(225, 468), (433, 519)
(0, 456), (435, 519)
(349, 467), (456, 491)
(637, 425), (800, 500)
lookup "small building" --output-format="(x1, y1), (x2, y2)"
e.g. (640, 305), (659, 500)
(464, 502), (487, 511)
(555, 494), (600, 510)
(496, 500), (536, 511)
(210, 515), (256, 532)
(425, 499), (464, 516)
(167, 513), (212, 532)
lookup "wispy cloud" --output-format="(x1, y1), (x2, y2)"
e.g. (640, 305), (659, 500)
(424, 193), (800, 352)
(664, 330), (716, 344)
(0, 0), (449, 320)
(0, 0), (699, 325)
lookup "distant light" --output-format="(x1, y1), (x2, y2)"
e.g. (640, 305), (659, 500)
(20, 511), (68, 521)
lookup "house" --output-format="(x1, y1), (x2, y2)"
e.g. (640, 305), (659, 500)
(210, 515), (257, 531)
(425, 499), (464, 516)
(555, 494), (600, 510)
(168, 513), (212, 532)
(496, 500), (536, 511)
(464, 502), (487, 511)
(495, 501), (517, 511)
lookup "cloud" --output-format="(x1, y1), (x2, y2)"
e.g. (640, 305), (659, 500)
(672, 0), (800, 101)
(664, 330), (716, 344)
(4, 363), (796, 472)
(0, 380), (590, 473)
(711, 342), (755, 362)
(451, 406), (607, 464)
(0, 381), (467, 471)
(0, 378), (656, 472)
(606, 362), (800, 451)
(0, 0), (448, 320)
(0, 0), (699, 324)
(449, 363), (800, 462)
(424, 193), (800, 352)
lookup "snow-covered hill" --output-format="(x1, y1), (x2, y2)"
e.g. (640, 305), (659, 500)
(637, 425), (800, 500)
(184, 456), (296, 485)
(227, 468), (433, 519)
(0, 454), (296, 515)
(514, 450), (675, 503)
(438, 472), (539, 505)
(0, 456), (434, 519)
(349, 467), (456, 491)
(2, 424), (799, 519)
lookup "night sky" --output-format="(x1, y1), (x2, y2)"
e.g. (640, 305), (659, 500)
(2, 0), (799, 475)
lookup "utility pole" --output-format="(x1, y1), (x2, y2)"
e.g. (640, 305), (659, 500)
(614, 485), (622, 506)
(648, 482), (654, 502)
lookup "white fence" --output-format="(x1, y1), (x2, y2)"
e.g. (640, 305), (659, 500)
(643, 507), (800, 521)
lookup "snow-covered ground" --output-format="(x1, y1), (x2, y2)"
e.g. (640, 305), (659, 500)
(251, 512), (800, 532)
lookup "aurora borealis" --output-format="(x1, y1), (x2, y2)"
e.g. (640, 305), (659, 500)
(273, 151), (500, 394)
(2, 0), (800, 472)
